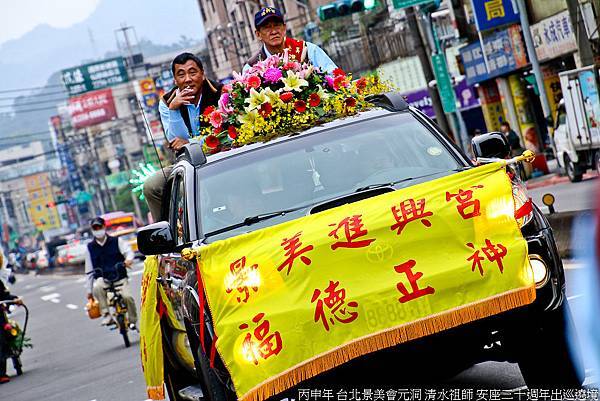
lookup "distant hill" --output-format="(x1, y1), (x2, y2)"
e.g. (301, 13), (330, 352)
(0, 0), (204, 149)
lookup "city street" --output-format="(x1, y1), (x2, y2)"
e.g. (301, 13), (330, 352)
(1, 260), (596, 401)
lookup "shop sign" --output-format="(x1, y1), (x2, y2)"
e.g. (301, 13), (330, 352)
(404, 80), (480, 118)
(471, 0), (520, 32)
(61, 57), (129, 96)
(530, 11), (577, 62)
(460, 25), (528, 86)
(67, 88), (117, 129)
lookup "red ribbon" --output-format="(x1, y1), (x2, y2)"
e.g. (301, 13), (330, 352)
(514, 198), (533, 219)
(196, 260), (206, 355)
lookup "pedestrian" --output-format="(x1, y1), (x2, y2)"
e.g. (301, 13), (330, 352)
(0, 262), (21, 384)
(242, 7), (337, 74)
(500, 122), (523, 156)
(84, 217), (138, 328)
(143, 52), (223, 221)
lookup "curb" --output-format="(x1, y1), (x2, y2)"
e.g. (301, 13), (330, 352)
(526, 172), (598, 190)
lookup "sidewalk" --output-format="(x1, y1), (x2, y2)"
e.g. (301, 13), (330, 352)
(525, 158), (598, 190)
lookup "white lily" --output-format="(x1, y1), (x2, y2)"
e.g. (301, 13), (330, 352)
(244, 88), (268, 111)
(238, 109), (260, 126)
(316, 84), (329, 101)
(263, 87), (282, 106)
(281, 71), (309, 92)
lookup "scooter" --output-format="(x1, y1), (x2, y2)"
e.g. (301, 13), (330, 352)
(93, 264), (132, 348)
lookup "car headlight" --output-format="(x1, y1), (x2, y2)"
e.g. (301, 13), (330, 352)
(529, 254), (549, 288)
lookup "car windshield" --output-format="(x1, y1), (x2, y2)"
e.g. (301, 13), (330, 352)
(197, 112), (465, 241)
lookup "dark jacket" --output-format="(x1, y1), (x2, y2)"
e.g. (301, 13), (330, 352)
(0, 280), (15, 303)
(162, 78), (223, 136)
(87, 236), (127, 282)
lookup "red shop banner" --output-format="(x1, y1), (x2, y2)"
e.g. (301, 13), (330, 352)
(68, 88), (117, 128)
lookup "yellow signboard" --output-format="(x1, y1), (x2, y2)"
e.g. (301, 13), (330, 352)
(195, 162), (535, 401)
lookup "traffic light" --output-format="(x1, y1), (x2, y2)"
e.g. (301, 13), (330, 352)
(317, 0), (373, 21)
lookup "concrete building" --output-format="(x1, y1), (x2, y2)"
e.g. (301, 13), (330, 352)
(197, 0), (328, 80)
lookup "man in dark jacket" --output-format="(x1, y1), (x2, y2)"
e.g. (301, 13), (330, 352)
(84, 217), (137, 327)
(144, 52), (223, 220)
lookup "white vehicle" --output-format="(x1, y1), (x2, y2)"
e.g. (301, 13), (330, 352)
(554, 66), (600, 182)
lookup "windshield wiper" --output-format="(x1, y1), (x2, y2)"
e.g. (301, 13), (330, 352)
(204, 205), (309, 238)
(354, 167), (470, 192)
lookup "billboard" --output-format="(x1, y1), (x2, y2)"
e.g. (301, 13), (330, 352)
(61, 57), (129, 96)
(67, 88), (117, 128)
(460, 25), (529, 86)
(471, 0), (520, 32)
(530, 10), (577, 62)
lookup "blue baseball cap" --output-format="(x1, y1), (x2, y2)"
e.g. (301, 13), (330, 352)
(254, 7), (284, 29)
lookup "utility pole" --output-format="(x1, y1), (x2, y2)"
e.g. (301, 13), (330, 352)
(515, 0), (553, 124)
(406, 7), (453, 139)
(566, 0), (595, 67)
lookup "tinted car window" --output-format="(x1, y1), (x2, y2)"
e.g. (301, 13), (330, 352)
(198, 113), (463, 239)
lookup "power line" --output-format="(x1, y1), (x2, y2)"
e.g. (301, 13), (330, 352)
(0, 90), (67, 100)
(0, 83), (66, 94)
(0, 96), (67, 107)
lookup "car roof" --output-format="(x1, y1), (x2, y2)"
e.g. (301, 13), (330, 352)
(201, 108), (406, 165)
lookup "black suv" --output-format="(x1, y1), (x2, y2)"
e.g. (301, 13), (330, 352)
(138, 93), (583, 401)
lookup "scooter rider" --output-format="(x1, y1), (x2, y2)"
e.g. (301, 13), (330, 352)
(84, 217), (138, 329)
(0, 259), (21, 384)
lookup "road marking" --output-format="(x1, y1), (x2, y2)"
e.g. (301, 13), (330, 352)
(66, 304), (78, 310)
(40, 293), (60, 301)
(76, 277), (86, 283)
(39, 285), (56, 292)
(568, 294), (585, 301)
(564, 262), (586, 270)
(24, 284), (33, 290)
(50, 298), (60, 304)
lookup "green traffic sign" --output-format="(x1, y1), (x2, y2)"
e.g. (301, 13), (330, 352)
(431, 53), (457, 114)
(392, 0), (433, 9)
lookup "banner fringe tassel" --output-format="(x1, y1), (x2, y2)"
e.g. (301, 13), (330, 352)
(241, 286), (536, 401)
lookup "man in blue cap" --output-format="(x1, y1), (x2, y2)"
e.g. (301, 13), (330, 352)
(243, 7), (337, 74)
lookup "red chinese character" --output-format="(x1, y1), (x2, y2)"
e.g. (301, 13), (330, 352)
(225, 256), (259, 303)
(466, 239), (508, 275)
(446, 185), (484, 219)
(393, 259), (435, 303)
(481, 239), (508, 273)
(277, 232), (314, 275)
(390, 198), (433, 235)
(466, 242), (485, 276)
(328, 214), (375, 250)
(239, 313), (283, 365)
(311, 280), (359, 331)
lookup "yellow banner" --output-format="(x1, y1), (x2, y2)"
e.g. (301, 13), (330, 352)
(140, 256), (183, 400)
(196, 162), (536, 401)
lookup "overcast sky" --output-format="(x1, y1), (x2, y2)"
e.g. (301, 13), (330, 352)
(1, 0), (101, 46)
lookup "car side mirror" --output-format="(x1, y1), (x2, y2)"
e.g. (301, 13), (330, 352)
(137, 221), (176, 255)
(471, 132), (511, 159)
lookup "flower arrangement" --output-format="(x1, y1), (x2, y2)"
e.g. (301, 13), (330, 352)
(197, 52), (390, 153)
(4, 320), (32, 351)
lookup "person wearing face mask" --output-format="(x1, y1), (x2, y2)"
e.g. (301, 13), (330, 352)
(84, 217), (137, 328)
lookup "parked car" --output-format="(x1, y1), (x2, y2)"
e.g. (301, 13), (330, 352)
(138, 93), (583, 401)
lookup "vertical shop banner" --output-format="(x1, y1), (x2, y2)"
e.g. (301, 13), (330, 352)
(135, 78), (166, 143)
(508, 75), (538, 150)
(431, 54), (457, 113)
(541, 65), (563, 122)
(67, 88), (117, 128)
(460, 25), (529, 86)
(530, 11), (577, 62)
(471, 0), (520, 31)
(477, 81), (506, 132)
(404, 81), (480, 118)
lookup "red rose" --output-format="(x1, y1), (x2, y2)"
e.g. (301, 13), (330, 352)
(334, 75), (349, 91)
(308, 93), (321, 107)
(228, 125), (238, 139)
(203, 105), (216, 117)
(345, 97), (357, 108)
(356, 77), (367, 92)
(205, 134), (220, 149)
(280, 92), (294, 103)
(283, 62), (297, 71)
(294, 100), (307, 113)
(259, 102), (273, 117)
(333, 68), (346, 77)
(246, 75), (261, 89)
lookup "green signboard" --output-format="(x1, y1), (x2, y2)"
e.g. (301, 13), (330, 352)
(392, 0), (433, 9)
(106, 171), (130, 189)
(61, 57), (129, 96)
(431, 53), (457, 114)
